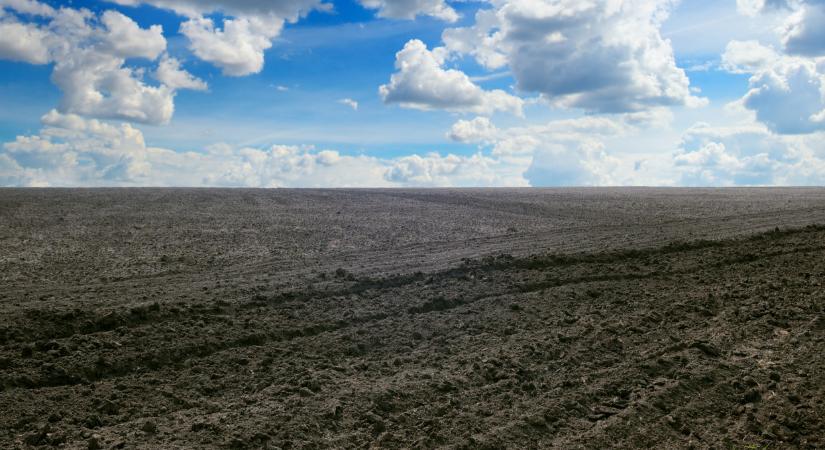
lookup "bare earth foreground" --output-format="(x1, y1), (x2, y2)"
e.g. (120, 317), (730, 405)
(1, 188), (824, 449)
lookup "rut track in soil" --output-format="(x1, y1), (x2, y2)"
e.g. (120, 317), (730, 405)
(1, 221), (824, 448)
(3, 223), (824, 345)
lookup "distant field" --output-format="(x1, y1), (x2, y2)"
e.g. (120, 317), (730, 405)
(1, 188), (824, 448)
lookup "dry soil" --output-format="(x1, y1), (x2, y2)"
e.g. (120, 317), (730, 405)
(1, 188), (824, 449)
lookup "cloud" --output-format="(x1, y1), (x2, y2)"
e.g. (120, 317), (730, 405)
(0, 110), (385, 187)
(721, 40), (781, 73)
(741, 61), (825, 134)
(726, 2), (825, 134)
(200, 146), (527, 187)
(736, 0), (793, 16)
(109, 0), (325, 20)
(450, 115), (639, 150)
(0, 4), (208, 125)
(199, 145), (390, 188)
(44, 10), (174, 123)
(112, 0), (327, 76)
(0, 0), (55, 17)
(782, 1), (825, 56)
(0, 0), (56, 64)
(448, 114), (645, 186)
(155, 55), (208, 91)
(379, 39), (524, 116)
(524, 140), (620, 187)
(441, 0), (705, 114)
(8, 110), (822, 189)
(47, 9), (174, 125)
(99, 10), (166, 60)
(673, 122), (825, 185)
(0, 153), (26, 187)
(0, 19), (51, 64)
(3, 110), (151, 185)
(358, 0), (458, 22)
(1, 111), (529, 187)
(441, 9), (507, 70)
(338, 98), (359, 110)
(736, 0), (825, 56)
(722, 40), (825, 134)
(180, 16), (282, 77)
(447, 116), (498, 143)
(385, 152), (528, 186)
(443, 114), (825, 188)
(499, 120), (623, 186)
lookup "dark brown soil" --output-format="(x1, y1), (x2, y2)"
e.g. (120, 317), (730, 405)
(1, 188), (824, 449)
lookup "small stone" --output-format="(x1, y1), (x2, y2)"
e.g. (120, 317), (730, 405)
(769, 372), (781, 382)
(141, 420), (157, 433)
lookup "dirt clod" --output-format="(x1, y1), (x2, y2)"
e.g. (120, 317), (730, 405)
(87, 435), (101, 450)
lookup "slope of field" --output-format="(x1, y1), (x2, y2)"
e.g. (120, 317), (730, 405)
(1, 188), (824, 448)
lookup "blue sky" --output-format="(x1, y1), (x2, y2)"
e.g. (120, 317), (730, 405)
(1, 0), (824, 187)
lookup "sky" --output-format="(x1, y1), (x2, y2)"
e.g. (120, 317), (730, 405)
(0, 0), (824, 187)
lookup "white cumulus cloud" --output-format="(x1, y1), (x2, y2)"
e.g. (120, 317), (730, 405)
(180, 16), (281, 77)
(0, 3), (207, 125)
(379, 39), (524, 116)
(447, 116), (499, 143)
(737, 0), (825, 56)
(155, 55), (208, 91)
(359, 0), (458, 21)
(99, 10), (166, 60)
(108, 0), (325, 20)
(441, 0), (705, 114)
(721, 40), (781, 73)
(736, 0), (793, 16)
(0, 0), (55, 17)
(781, 1), (825, 56)
(0, 19), (51, 64)
(723, 40), (825, 134)
(112, 0), (327, 76)
(4, 110), (152, 185)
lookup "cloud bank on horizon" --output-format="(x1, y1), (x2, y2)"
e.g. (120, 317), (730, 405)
(0, 0), (824, 187)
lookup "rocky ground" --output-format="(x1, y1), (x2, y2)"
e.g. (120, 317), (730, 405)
(1, 188), (824, 449)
